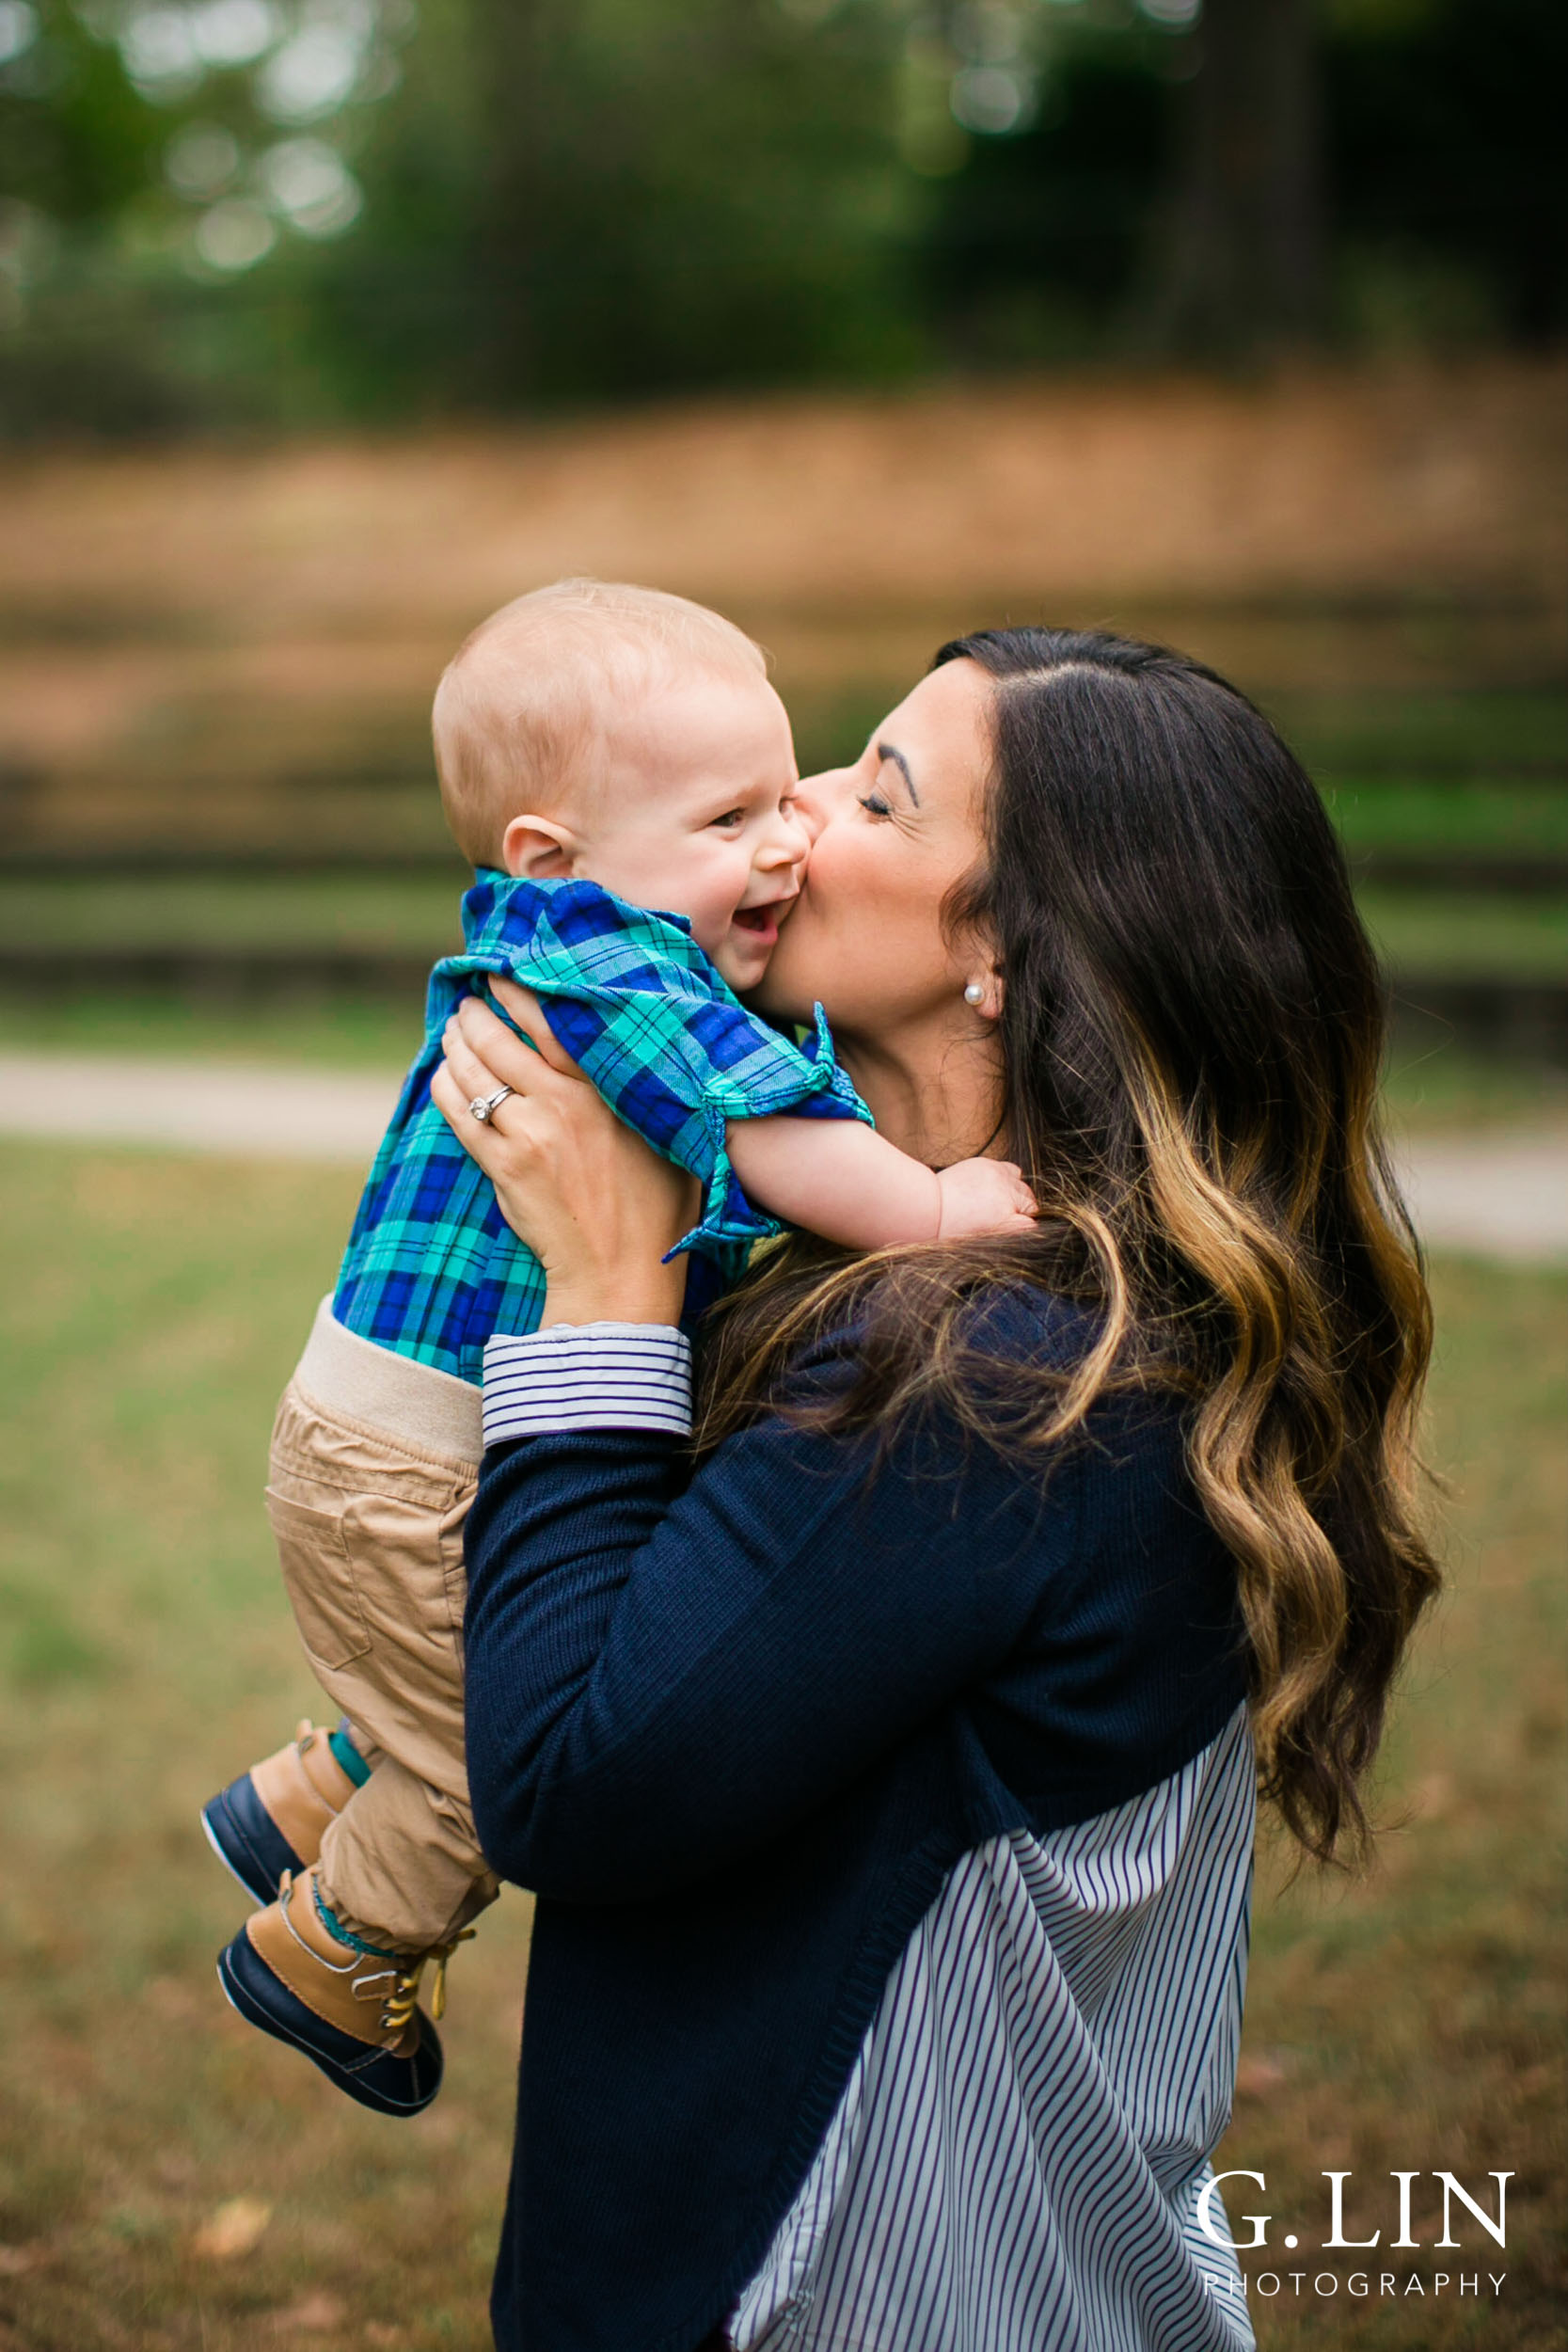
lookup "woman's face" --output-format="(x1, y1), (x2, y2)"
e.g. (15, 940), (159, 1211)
(752, 659), (995, 1050)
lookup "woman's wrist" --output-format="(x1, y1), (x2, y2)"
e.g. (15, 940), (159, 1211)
(539, 1264), (689, 1332)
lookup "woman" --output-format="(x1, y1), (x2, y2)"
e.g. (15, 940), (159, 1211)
(432, 628), (1438, 2352)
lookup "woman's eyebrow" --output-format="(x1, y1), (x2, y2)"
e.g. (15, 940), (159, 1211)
(876, 741), (919, 804)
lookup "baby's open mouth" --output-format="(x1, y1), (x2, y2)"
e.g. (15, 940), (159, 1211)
(732, 898), (793, 944)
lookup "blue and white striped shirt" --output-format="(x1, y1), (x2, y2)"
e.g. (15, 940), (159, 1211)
(485, 1326), (1257, 2352)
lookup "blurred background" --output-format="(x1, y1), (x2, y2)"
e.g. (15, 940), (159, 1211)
(0, 2), (1563, 2347)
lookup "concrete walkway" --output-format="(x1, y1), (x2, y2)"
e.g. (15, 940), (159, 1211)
(1394, 1129), (1567, 1263)
(0, 1052), (402, 1165)
(2, 1049), (1565, 1263)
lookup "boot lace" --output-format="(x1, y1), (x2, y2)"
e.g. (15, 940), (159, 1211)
(361, 1926), (478, 2034)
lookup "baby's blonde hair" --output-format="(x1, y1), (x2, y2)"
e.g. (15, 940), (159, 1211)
(433, 578), (768, 865)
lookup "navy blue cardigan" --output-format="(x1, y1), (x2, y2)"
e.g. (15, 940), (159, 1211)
(462, 1295), (1247, 2352)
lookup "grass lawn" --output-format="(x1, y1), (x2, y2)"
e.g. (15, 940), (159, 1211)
(1380, 1024), (1568, 1133)
(1212, 1250), (1566, 2346)
(0, 1145), (528, 2352)
(0, 1145), (1562, 2349)
(0, 989), (420, 1073)
(1265, 691), (1567, 782)
(1328, 784), (1568, 860)
(0, 876), (464, 958)
(1357, 891), (1568, 984)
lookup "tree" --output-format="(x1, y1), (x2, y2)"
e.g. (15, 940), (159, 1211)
(1148, 0), (1323, 352)
(464, 0), (919, 406)
(471, 0), (551, 404)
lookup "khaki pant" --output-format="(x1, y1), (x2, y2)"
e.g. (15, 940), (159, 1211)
(264, 1298), (499, 1952)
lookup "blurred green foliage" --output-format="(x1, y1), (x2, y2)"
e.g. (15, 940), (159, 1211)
(1326, 0), (1568, 345)
(0, 0), (1563, 435)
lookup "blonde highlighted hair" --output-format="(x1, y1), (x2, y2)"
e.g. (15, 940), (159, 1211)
(696, 628), (1437, 1867)
(433, 579), (766, 865)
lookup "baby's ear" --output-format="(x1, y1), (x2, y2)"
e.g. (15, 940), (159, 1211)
(500, 813), (578, 881)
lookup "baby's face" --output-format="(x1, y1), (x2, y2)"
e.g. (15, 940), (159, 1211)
(518, 670), (810, 993)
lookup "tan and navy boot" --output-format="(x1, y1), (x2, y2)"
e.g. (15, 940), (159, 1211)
(216, 1863), (451, 2118)
(201, 1720), (363, 1908)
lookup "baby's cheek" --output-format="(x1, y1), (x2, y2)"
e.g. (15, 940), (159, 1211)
(685, 897), (734, 962)
(705, 937), (753, 992)
(686, 862), (746, 950)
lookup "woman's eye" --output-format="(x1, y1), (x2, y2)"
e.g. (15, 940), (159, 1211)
(858, 791), (894, 819)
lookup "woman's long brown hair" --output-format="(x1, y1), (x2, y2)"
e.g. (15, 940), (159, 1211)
(698, 628), (1438, 1867)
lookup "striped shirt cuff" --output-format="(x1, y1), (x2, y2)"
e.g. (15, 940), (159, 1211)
(482, 1324), (693, 1444)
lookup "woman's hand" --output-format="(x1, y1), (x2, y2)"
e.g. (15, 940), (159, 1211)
(431, 978), (697, 1330)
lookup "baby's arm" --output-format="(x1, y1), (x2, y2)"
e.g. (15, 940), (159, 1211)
(726, 1116), (1037, 1248)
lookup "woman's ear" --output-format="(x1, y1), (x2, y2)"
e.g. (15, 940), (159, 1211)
(958, 928), (1005, 1021)
(501, 814), (579, 881)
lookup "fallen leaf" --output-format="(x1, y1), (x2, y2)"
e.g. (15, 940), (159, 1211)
(1234, 2052), (1289, 2098)
(271, 2291), (344, 2333)
(193, 2196), (272, 2260)
(142, 1976), (199, 2023)
(1412, 1770), (1455, 1821)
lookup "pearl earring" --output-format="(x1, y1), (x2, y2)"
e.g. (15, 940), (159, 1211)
(963, 981), (986, 1006)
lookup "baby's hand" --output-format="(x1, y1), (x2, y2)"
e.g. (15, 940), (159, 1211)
(934, 1157), (1038, 1240)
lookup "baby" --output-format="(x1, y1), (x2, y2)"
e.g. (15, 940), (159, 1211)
(203, 580), (1033, 2117)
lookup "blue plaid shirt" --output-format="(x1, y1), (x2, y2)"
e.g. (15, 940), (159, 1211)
(333, 872), (871, 1383)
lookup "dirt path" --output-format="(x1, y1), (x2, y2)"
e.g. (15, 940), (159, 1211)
(3, 1050), (1563, 1264)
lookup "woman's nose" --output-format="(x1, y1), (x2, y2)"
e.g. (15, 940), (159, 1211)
(790, 765), (855, 845)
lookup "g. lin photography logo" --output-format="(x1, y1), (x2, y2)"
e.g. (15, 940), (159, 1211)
(1196, 2169), (1513, 2307)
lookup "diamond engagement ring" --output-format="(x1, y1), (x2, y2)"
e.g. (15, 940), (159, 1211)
(468, 1085), (514, 1124)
